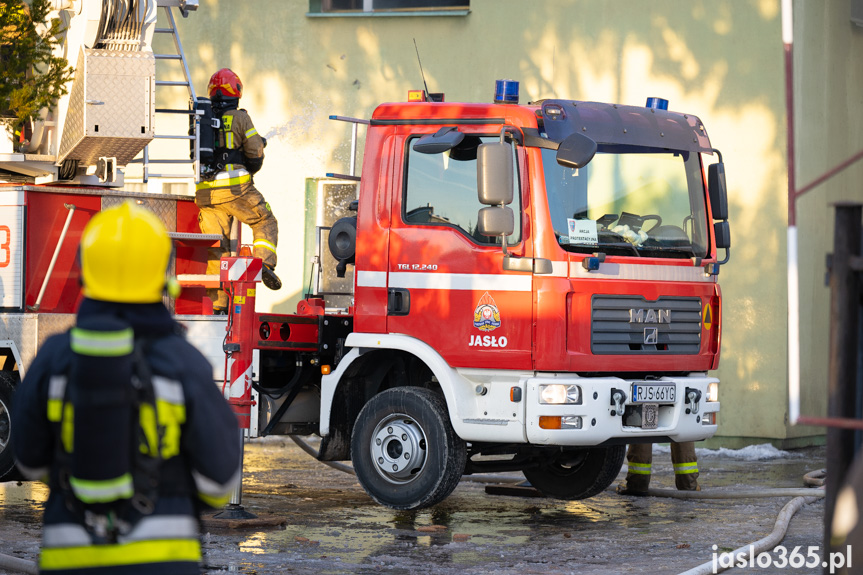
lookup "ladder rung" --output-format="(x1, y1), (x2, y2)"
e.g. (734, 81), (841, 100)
(169, 233), (222, 241)
(154, 27), (176, 33)
(156, 80), (191, 87)
(144, 173), (196, 179)
(155, 54), (183, 60)
(169, 233), (221, 245)
(136, 159), (194, 165)
(177, 274), (221, 288)
(153, 134), (195, 140)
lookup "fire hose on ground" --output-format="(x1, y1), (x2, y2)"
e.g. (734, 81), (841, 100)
(0, 553), (37, 575)
(675, 469), (825, 575)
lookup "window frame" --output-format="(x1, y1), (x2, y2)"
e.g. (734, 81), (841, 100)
(308, 0), (469, 17)
(401, 133), (523, 248)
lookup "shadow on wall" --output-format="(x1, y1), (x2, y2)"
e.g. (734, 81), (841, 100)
(173, 1), (783, 173)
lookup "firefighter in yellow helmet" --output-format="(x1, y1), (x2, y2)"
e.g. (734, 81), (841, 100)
(196, 67), (281, 314)
(12, 202), (241, 574)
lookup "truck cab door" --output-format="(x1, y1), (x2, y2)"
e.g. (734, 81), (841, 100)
(386, 130), (533, 371)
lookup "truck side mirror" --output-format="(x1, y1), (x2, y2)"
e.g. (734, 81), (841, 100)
(556, 132), (597, 169)
(413, 126), (466, 154)
(708, 162), (728, 221)
(477, 206), (514, 237)
(714, 221), (730, 249)
(477, 141), (514, 205)
(477, 140), (516, 257)
(714, 220), (730, 265)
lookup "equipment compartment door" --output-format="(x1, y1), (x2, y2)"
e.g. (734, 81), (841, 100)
(386, 133), (533, 371)
(0, 192), (25, 311)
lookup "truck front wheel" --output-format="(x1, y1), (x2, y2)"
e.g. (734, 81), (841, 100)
(523, 445), (625, 500)
(0, 371), (18, 481)
(351, 387), (466, 510)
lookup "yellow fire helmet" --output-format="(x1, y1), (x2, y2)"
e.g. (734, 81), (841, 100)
(79, 202), (172, 304)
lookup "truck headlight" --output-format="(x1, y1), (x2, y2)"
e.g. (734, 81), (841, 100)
(707, 382), (719, 402)
(539, 384), (581, 404)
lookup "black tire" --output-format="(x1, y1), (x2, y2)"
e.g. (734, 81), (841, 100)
(351, 387), (466, 510)
(523, 445), (625, 500)
(0, 371), (19, 481)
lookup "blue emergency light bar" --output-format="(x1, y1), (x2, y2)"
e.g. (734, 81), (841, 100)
(645, 97), (669, 110)
(494, 80), (519, 104)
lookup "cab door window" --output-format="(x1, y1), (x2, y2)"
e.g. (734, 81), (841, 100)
(403, 135), (521, 245)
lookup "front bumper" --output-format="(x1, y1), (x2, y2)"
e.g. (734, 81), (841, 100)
(524, 373), (719, 446)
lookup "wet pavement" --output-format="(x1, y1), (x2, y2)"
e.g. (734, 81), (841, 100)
(0, 439), (827, 575)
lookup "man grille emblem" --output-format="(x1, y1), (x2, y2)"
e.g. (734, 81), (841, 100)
(643, 327), (658, 345)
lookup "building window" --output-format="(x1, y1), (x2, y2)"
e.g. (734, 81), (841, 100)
(314, 0), (469, 14)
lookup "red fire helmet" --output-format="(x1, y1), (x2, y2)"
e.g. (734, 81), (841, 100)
(207, 68), (243, 100)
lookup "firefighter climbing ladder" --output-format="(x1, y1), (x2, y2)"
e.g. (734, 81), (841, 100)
(138, 3), (201, 185)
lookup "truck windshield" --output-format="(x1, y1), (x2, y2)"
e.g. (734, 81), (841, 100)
(541, 146), (709, 259)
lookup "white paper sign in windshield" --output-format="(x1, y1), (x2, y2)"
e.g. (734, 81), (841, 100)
(567, 218), (598, 246)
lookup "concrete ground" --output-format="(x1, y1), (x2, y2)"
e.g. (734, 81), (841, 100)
(0, 440), (828, 575)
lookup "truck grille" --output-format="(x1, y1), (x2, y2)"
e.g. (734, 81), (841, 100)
(591, 295), (702, 355)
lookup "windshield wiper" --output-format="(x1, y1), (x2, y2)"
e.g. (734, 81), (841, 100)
(601, 241), (641, 257)
(636, 244), (697, 258)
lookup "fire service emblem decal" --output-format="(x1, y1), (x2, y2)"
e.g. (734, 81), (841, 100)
(473, 292), (501, 332)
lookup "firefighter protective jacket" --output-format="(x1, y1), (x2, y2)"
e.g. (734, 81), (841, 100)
(195, 108), (265, 205)
(12, 298), (241, 575)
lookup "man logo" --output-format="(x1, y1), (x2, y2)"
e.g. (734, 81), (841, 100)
(643, 327), (658, 345)
(629, 309), (671, 324)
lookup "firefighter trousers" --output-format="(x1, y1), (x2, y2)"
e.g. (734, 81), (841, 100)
(197, 182), (278, 309)
(624, 441), (699, 492)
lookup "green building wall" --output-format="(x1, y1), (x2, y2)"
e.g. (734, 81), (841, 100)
(155, 0), (862, 446)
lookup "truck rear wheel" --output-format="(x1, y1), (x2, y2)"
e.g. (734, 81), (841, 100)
(0, 371), (19, 481)
(351, 387), (466, 510)
(522, 445), (625, 500)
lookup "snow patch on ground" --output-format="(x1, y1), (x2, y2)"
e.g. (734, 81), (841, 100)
(653, 443), (801, 460)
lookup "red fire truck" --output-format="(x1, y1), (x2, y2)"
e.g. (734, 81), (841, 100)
(299, 86), (729, 509)
(0, 2), (729, 510)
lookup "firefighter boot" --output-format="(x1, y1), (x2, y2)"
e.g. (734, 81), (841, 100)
(262, 264), (282, 291)
(617, 443), (652, 495)
(671, 441), (700, 491)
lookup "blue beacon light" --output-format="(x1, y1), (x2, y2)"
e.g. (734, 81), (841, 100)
(494, 80), (519, 104)
(645, 97), (669, 110)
